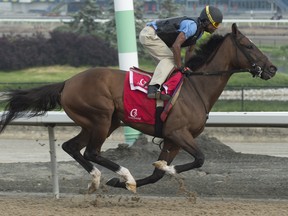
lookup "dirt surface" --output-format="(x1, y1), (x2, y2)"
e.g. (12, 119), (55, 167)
(1, 134), (288, 215)
(1, 193), (288, 216)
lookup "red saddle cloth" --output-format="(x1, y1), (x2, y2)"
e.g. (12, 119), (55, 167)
(124, 67), (183, 125)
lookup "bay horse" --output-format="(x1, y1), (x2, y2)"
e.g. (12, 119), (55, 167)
(0, 24), (277, 193)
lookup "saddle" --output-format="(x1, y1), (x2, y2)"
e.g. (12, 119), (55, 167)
(123, 67), (184, 137)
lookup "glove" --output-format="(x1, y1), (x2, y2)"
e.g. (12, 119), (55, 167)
(178, 66), (193, 76)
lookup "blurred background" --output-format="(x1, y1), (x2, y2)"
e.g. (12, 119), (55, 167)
(0, 0), (287, 20)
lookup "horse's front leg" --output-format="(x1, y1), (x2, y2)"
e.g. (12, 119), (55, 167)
(106, 139), (180, 189)
(154, 128), (205, 174)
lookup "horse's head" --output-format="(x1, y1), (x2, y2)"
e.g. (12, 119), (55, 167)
(231, 23), (277, 80)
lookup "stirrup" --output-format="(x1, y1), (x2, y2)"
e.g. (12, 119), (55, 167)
(153, 91), (171, 101)
(158, 92), (171, 101)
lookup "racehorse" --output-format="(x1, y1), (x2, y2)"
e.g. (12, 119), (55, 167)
(0, 24), (277, 193)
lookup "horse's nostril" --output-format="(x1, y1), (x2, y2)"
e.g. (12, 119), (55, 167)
(270, 65), (277, 73)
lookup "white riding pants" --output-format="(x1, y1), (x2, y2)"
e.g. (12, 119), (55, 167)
(139, 26), (175, 86)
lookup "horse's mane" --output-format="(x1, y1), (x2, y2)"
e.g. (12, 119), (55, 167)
(185, 34), (228, 70)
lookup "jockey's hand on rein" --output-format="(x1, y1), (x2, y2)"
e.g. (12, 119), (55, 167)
(178, 66), (193, 76)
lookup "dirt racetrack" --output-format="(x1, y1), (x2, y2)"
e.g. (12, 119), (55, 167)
(1, 133), (288, 215)
(1, 193), (288, 216)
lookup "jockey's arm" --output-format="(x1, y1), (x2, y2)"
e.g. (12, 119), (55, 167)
(185, 44), (195, 64)
(172, 32), (186, 68)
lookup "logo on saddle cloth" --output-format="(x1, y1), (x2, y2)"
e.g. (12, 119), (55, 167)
(123, 67), (183, 125)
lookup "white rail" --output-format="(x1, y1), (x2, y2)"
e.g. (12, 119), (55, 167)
(1, 111), (288, 198)
(207, 112), (288, 127)
(6, 111), (288, 127)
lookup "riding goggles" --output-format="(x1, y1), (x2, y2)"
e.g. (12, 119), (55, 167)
(206, 6), (220, 28)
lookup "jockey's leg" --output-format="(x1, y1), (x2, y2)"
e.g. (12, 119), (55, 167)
(147, 59), (175, 100)
(139, 26), (175, 100)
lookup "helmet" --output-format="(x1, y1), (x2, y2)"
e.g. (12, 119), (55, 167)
(200, 5), (223, 28)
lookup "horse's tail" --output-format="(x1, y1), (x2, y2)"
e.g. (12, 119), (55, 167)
(0, 82), (65, 133)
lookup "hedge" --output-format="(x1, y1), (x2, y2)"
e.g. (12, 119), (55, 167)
(0, 31), (118, 71)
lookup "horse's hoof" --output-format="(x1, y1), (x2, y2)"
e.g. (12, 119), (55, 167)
(126, 183), (137, 193)
(153, 160), (167, 170)
(153, 160), (176, 174)
(106, 178), (120, 187)
(88, 182), (97, 194)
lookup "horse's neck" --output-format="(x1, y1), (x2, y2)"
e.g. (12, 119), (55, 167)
(190, 37), (235, 112)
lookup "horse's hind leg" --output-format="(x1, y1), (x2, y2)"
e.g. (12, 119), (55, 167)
(107, 139), (180, 189)
(62, 115), (122, 193)
(83, 121), (137, 193)
(62, 129), (102, 193)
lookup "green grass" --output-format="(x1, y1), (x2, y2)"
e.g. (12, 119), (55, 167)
(227, 72), (288, 87)
(212, 100), (288, 112)
(260, 46), (288, 75)
(0, 65), (90, 83)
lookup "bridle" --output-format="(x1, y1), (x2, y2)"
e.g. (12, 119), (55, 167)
(230, 33), (268, 78)
(187, 32), (268, 78)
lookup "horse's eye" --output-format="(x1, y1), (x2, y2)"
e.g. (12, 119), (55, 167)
(246, 44), (253, 49)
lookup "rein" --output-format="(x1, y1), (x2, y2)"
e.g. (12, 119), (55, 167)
(187, 68), (250, 76)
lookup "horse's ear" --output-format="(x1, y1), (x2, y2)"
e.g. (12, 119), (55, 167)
(232, 23), (238, 35)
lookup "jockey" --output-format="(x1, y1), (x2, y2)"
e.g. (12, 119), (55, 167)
(139, 5), (223, 100)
